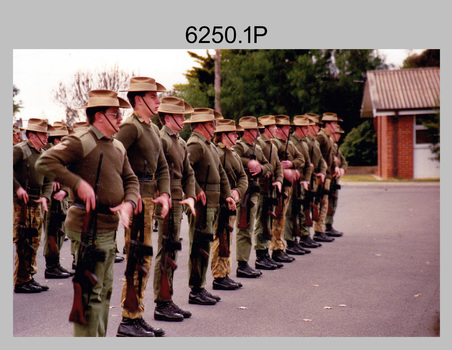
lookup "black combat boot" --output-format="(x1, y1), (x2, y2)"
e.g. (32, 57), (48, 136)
(285, 240), (305, 255)
(168, 301), (192, 318)
(325, 224), (343, 237)
(314, 231), (335, 242)
(213, 276), (241, 290)
(299, 235), (321, 248)
(236, 261), (262, 278)
(154, 301), (184, 322)
(255, 249), (277, 270)
(117, 317), (155, 337)
(272, 249), (295, 262)
(266, 250), (284, 267)
(45, 257), (71, 279)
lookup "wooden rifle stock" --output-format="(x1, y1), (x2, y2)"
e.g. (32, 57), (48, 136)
(217, 199), (234, 257)
(69, 153), (106, 325)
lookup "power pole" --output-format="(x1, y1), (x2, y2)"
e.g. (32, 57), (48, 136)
(214, 49), (221, 113)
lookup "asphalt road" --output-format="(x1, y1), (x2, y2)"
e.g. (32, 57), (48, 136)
(12, 182), (441, 340)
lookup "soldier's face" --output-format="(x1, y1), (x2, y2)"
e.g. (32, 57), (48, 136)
(142, 92), (160, 115)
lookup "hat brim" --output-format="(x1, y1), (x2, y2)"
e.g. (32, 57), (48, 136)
(120, 82), (166, 92)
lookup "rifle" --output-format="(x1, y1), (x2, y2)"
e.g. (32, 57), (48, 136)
(291, 180), (304, 237)
(16, 163), (39, 276)
(47, 190), (66, 258)
(69, 153), (106, 325)
(274, 137), (290, 219)
(123, 161), (154, 312)
(237, 139), (260, 229)
(216, 150), (234, 257)
(189, 164), (214, 288)
(258, 142), (277, 241)
(159, 165), (182, 300)
(326, 178), (341, 215)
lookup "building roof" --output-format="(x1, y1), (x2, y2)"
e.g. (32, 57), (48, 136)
(360, 67), (440, 117)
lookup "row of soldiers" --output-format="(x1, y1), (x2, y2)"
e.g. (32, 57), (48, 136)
(13, 76), (347, 337)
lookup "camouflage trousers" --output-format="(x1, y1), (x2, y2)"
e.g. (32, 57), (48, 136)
(211, 214), (236, 278)
(68, 228), (116, 337)
(42, 198), (68, 261)
(13, 202), (43, 285)
(187, 205), (219, 290)
(153, 201), (183, 302)
(270, 186), (293, 251)
(120, 197), (155, 319)
(314, 179), (331, 233)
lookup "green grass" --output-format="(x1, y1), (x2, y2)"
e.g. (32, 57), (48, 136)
(341, 175), (440, 182)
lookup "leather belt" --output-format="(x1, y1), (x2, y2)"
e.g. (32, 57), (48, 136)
(73, 202), (114, 215)
(135, 172), (156, 182)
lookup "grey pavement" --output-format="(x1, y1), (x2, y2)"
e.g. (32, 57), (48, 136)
(12, 182), (442, 340)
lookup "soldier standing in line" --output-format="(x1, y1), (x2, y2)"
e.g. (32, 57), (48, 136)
(271, 115), (304, 263)
(313, 112), (343, 243)
(152, 96), (196, 321)
(36, 90), (140, 336)
(13, 118), (52, 293)
(211, 118), (248, 290)
(253, 115), (284, 269)
(284, 115), (315, 255)
(185, 108), (236, 305)
(114, 77), (170, 337)
(233, 116), (273, 274)
(42, 122), (73, 279)
(324, 125), (347, 237)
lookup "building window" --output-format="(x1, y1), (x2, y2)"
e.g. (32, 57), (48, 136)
(415, 115), (438, 145)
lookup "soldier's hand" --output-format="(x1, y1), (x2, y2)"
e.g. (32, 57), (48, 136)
(272, 181), (282, 193)
(231, 189), (240, 203)
(135, 195), (143, 215)
(35, 197), (48, 212)
(281, 160), (293, 169)
(152, 193), (171, 218)
(315, 172), (325, 185)
(76, 179), (96, 212)
(248, 159), (262, 176)
(16, 187), (29, 204)
(53, 189), (67, 201)
(197, 190), (207, 206)
(110, 201), (134, 228)
(226, 196), (236, 211)
(53, 182), (61, 192)
(179, 197), (196, 216)
(301, 180), (309, 191)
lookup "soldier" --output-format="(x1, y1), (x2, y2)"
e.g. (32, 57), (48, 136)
(114, 77), (170, 337)
(42, 122), (73, 279)
(254, 115), (284, 269)
(211, 118), (248, 289)
(13, 118), (52, 293)
(284, 115), (315, 255)
(313, 112), (343, 243)
(233, 116), (273, 274)
(185, 108), (236, 305)
(13, 124), (22, 145)
(325, 125), (347, 237)
(152, 96), (196, 321)
(36, 90), (140, 337)
(271, 115), (305, 263)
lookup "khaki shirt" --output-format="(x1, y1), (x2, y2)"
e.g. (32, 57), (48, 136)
(13, 141), (52, 203)
(315, 129), (335, 178)
(215, 143), (248, 200)
(187, 132), (232, 208)
(332, 142), (348, 173)
(35, 126), (139, 233)
(159, 126), (196, 201)
(290, 134), (313, 182)
(257, 134), (283, 186)
(305, 135), (326, 176)
(272, 137), (305, 173)
(115, 112), (170, 198)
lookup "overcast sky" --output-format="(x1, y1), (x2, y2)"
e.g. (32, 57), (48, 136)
(13, 49), (424, 125)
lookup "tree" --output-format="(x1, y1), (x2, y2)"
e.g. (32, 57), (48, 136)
(53, 64), (135, 126)
(340, 119), (377, 166)
(13, 85), (23, 117)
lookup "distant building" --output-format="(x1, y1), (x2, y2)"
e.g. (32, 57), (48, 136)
(360, 67), (440, 179)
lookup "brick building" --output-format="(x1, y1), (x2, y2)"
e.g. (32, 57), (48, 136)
(360, 67), (440, 179)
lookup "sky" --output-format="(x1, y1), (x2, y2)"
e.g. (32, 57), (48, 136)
(13, 49), (425, 125)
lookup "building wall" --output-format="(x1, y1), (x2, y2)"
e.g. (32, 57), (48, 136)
(376, 115), (414, 179)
